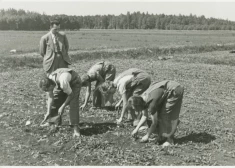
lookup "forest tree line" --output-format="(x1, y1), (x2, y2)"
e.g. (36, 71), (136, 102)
(1, 8), (235, 30)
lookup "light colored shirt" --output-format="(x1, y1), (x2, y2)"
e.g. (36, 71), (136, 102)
(114, 75), (133, 95)
(49, 72), (72, 95)
(59, 72), (72, 95)
(50, 31), (57, 44)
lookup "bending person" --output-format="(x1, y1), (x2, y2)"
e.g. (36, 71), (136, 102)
(80, 61), (116, 110)
(129, 80), (184, 146)
(98, 68), (151, 124)
(39, 68), (81, 137)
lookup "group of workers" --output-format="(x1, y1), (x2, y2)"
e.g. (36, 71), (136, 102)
(38, 18), (184, 147)
(39, 61), (184, 146)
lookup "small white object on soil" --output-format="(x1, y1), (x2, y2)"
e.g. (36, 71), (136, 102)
(25, 120), (31, 126)
(10, 49), (17, 53)
(162, 141), (171, 147)
(133, 120), (140, 126)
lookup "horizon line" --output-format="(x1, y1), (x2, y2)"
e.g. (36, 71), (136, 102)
(0, 7), (232, 22)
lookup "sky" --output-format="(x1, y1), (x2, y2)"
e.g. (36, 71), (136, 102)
(1, 0), (235, 21)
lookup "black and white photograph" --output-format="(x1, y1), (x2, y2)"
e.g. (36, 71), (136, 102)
(0, 0), (235, 166)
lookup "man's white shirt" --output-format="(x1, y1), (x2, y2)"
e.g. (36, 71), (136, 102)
(49, 72), (72, 95)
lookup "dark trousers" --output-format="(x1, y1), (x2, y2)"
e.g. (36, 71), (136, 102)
(48, 86), (67, 125)
(93, 81), (102, 107)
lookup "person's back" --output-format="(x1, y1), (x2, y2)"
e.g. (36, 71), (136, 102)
(114, 68), (142, 85)
(49, 68), (78, 86)
(87, 61), (116, 82)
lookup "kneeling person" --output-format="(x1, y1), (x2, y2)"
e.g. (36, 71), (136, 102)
(129, 80), (184, 146)
(39, 68), (82, 137)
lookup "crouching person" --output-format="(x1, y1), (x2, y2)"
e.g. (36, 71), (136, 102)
(130, 80), (184, 146)
(80, 61), (116, 110)
(39, 68), (82, 137)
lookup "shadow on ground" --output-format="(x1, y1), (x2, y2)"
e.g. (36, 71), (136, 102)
(175, 132), (216, 144)
(80, 122), (117, 136)
(103, 106), (116, 111)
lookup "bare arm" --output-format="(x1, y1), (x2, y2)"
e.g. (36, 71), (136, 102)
(81, 82), (91, 110)
(132, 109), (148, 135)
(141, 88), (164, 140)
(115, 99), (123, 108)
(41, 90), (54, 124)
(116, 93), (128, 123)
(140, 112), (158, 142)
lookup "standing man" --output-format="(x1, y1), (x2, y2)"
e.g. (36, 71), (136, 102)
(39, 18), (72, 126)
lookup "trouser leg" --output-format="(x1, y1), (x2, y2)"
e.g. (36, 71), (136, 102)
(93, 81), (102, 107)
(48, 86), (67, 125)
(69, 85), (80, 126)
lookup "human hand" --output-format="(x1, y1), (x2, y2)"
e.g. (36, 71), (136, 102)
(40, 113), (50, 125)
(58, 106), (65, 116)
(115, 103), (121, 111)
(80, 104), (86, 111)
(116, 118), (122, 124)
(140, 134), (149, 143)
(131, 129), (138, 138)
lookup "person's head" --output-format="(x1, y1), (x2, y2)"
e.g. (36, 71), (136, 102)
(128, 95), (147, 111)
(50, 19), (60, 33)
(81, 74), (90, 87)
(38, 76), (55, 92)
(104, 63), (112, 72)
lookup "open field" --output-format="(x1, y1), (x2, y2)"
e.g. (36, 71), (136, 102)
(1, 30), (235, 55)
(0, 30), (235, 165)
